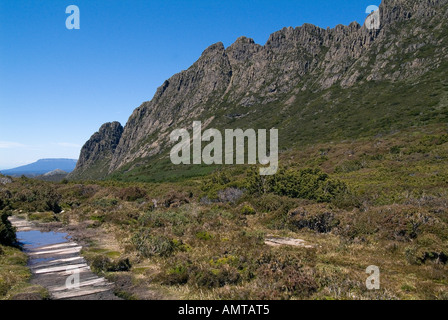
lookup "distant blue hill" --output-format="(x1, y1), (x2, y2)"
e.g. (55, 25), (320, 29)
(0, 159), (78, 177)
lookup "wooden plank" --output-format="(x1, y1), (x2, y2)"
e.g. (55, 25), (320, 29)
(28, 246), (82, 256)
(51, 286), (113, 300)
(48, 278), (109, 292)
(30, 256), (85, 269)
(36, 266), (91, 277)
(31, 242), (78, 251)
(34, 263), (88, 274)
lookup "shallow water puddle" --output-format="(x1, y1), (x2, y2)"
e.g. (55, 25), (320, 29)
(17, 230), (71, 250)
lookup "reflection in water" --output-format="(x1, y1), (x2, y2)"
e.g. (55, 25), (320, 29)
(16, 230), (71, 250)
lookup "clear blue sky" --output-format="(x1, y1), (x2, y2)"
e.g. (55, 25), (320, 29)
(0, 0), (380, 169)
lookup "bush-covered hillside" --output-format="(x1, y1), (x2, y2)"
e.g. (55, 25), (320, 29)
(2, 125), (447, 300)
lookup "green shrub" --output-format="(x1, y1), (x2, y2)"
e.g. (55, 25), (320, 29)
(162, 190), (190, 208)
(159, 258), (242, 288)
(0, 245), (31, 298)
(201, 171), (231, 193)
(390, 146), (402, 154)
(90, 255), (132, 273)
(28, 212), (58, 223)
(288, 207), (339, 233)
(0, 189), (12, 209)
(110, 258), (132, 272)
(338, 205), (445, 242)
(334, 159), (366, 173)
(259, 265), (317, 297)
(0, 211), (16, 246)
(253, 193), (288, 213)
(90, 255), (112, 272)
(188, 265), (241, 289)
(138, 209), (190, 228)
(132, 231), (179, 257)
(195, 231), (213, 241)
(63, 184), (98, 199)
(161, 265), (190, 285)
(271, 168), (346, 202)
(331, 189), (363, 209)
(10, 186), (62, 213)
(117, 187), (146, 201)
(405, 245), (447, 265)
(241, 204), (256, 215)
(42, 188), (62, 213)
(93, 198), (118, 208)
(255, 250), (317, 298)
(245, 167), (346, 203)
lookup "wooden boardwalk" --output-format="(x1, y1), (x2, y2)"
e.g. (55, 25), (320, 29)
(9, 216), (120, 300)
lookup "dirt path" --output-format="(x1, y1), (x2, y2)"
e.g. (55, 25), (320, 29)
(9, 216), (120, 300)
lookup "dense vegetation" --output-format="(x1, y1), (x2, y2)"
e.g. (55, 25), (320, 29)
(1, 124), (447, 299)
(0, 185), (50, 299)
(0, 211), (16, 247)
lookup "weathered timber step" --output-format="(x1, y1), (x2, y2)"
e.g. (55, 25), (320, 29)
(27, 242), (80, 252)
(48, 277), (109, 292)
(30, 256), (85, 269)
(34, 263), (89, 274)
(27, 246), (83, 256)
(51, 286), (114, 300)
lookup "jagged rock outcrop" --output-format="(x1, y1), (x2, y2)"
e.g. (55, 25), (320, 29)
(70, 0), (448, 180)
(108, 42), (233, 172)
(69, 122), (123, 179)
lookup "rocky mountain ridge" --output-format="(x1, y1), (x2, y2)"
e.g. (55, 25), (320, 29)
(70, 0), (448, 180)
(70, 122), (123, 179)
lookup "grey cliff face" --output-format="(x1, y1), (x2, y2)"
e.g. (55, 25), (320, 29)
(70, 0), (448, 180)
(69, 122), (123, 179)
(108, 42), (233, 172)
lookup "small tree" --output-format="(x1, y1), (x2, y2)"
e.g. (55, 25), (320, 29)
(245, 167), (346, 203)
(0, 211), (16, 246)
